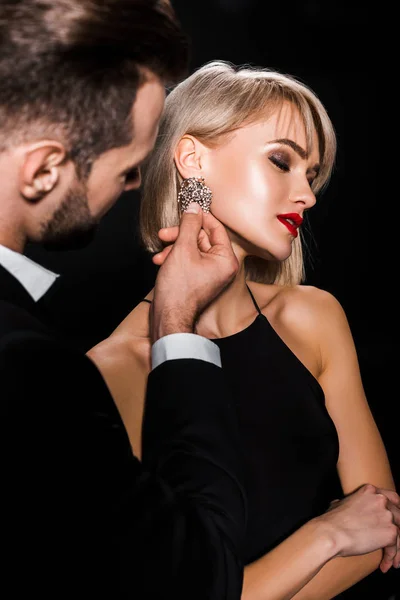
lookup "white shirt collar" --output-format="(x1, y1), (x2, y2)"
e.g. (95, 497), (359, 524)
(0, 244), (59, 301)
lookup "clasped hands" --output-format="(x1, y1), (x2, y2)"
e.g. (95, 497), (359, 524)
(321, 484), (400, 572)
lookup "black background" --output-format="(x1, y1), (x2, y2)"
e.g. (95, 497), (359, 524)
(26, 1), (398, 596)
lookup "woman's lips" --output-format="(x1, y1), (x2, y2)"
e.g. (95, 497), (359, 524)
(277, 213), (303, 238)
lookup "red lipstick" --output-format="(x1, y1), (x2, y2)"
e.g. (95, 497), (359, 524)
(277, 213), (303, 238)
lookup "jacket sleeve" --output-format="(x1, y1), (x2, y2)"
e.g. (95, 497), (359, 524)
(1, 332), (246, 599)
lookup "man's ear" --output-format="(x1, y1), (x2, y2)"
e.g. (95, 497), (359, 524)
(174, 135), (207, 180)
(19, 141), (67, 202)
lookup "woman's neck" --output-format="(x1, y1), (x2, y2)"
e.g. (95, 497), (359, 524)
(194, 259), (259, 340)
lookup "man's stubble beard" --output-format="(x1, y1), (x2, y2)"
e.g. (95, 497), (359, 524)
(40, 181), (99, 251)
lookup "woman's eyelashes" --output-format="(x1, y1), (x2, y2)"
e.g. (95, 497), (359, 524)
(268, 153), (316, 188)
(269, 154), (290, 172)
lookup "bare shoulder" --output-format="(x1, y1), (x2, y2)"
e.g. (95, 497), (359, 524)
(280, 284), (347, 324)
(253, 281), (346, 326)
(88, 289), (154, 372)
(250, 281), (352, 373)
(87, 293), (153, 458)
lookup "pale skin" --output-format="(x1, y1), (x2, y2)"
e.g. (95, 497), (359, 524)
(89, 102), (400, 599)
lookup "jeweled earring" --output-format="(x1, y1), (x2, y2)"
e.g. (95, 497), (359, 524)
(177, 176), (212, 213)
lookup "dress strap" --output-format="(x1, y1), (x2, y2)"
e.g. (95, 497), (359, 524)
(246, 283), (262, 316)
(141, 298), (152, 304)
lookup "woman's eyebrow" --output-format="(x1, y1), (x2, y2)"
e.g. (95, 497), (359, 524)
(267, 138), (307, 159)
(267, 138), (320, 173)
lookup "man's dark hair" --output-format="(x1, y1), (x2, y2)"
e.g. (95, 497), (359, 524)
(0, 0), (189, 177)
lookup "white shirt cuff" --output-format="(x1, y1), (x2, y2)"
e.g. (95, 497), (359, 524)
(152, 333), (222, 370)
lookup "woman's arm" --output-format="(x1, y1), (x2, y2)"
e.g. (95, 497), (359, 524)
(243, 289), (398, 600)
(290, 553), (381, 600)
(243, 519), (338, 600)
(290, 290), (396, 599)
(87, 300), (152, 458)
(242, 481), (398, 600)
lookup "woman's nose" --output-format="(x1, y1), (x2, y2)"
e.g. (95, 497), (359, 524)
(290, 181), (316, 210)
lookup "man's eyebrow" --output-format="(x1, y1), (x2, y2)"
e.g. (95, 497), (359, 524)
(268, 138), (320, 173)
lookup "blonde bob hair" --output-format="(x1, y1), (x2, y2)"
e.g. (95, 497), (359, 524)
(140, 60), (336, 285)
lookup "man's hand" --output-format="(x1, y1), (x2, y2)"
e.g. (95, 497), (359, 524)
(150, 203), (238, 343)
(374, 487), (400, 572)
(316, 484), (400, 572)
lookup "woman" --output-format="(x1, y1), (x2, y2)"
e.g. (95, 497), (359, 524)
(89, 61), (399, 598)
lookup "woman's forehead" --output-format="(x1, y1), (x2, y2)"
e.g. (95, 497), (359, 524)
(237, 103), (315, 144)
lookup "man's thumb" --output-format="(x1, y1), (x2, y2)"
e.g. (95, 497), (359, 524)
(183, 202), (201, 215)
(177, 202), (203, 245)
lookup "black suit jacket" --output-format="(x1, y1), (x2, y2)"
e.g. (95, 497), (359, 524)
(0, 264), (246, 598)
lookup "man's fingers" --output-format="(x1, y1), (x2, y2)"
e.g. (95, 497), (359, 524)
(152, 244), (173, 265)
(166, 207), (231, 254)
(380, 559), (392, 574)
(380, 541), (397, 573)
(393, 533), (400, 569)
(162, 206), (233, 260)
(327, 499), (340, 512)
(198, 229), (211, 253)
(378, 491), (400, 572)
(155, 215), (217, 260)
(388, 502), (400, 528)
(376, 488), (400, 507)
(158, 226), (179, 243)
(202, 211), (231, 248)
(175, 203), (203, 248)
(158, 227), (212, 255)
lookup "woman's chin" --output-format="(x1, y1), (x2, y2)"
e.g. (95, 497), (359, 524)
(246, 243), (293, 263)
(232, 232), (294, 263)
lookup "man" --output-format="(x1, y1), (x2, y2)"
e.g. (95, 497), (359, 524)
(0, 1), (245, 598)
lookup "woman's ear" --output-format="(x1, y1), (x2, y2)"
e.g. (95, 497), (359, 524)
(174, 135), (206, 179)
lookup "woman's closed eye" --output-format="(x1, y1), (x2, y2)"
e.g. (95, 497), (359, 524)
(269, 154), (317, 188)
(269, 154), (290, 172)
